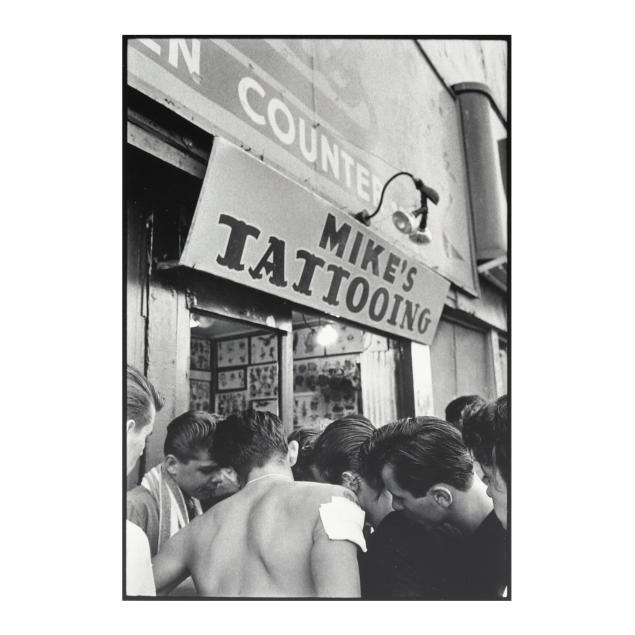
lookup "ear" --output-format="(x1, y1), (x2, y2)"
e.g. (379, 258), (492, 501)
(126, 419), (136, 434)
(429, 485), (453, 508)
(164, 454), (179, 476)
(287, 440), (299, 467)
(341, 471), (361, 495)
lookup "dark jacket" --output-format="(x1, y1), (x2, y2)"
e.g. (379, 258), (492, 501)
(359, 512), (464, 600)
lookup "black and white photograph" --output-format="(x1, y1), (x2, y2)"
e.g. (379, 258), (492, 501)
(8, 2), (635, 631)
(124, 35), (510, 600)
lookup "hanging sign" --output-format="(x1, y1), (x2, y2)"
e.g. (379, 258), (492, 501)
(181, 139), (450, 345)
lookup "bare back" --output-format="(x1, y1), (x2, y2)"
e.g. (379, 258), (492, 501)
(184, 479), (360, 597)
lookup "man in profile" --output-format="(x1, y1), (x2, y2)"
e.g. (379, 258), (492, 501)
(152, 409), (364, 597)
(125, 364), (164, 596)
(127, 410), (238, 556)
(359, 417), (507, 599)
(462, 396), (510, 596)
(462, 395), (509, 531)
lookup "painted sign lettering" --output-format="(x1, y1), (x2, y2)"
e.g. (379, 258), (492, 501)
(180, 139), (449, 345)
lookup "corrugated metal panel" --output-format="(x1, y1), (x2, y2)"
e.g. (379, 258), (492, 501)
(360, 338), (398, 428)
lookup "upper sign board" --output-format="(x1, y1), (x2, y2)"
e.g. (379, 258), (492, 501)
(128, 38), (479, 294)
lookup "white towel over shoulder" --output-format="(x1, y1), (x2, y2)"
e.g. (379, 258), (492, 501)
(318, 496), (367, 552)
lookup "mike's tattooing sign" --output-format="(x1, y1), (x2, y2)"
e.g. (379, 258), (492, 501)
(181, 139), (450, 345)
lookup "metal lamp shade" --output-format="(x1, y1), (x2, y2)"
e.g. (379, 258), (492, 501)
(392, 210), (416, 234)
(409, 227), (432, 244)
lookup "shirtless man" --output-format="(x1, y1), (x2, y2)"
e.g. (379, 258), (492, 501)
(152, 409), (364, 597)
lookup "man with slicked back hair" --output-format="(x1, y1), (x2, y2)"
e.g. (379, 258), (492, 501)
(360, 417), (507, 599)
(152, 409), (364, 597)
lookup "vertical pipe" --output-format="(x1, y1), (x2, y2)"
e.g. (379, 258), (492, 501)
(453, 82), (508, 261)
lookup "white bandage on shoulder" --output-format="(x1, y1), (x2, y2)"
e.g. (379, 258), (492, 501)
(318, 496), (367, 552)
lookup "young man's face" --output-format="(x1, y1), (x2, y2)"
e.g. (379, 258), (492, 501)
(169, 450), (228, 500)
(381, 464), (444, 527)
(356, 476), (393, 528)
(479, 462), (508, 529)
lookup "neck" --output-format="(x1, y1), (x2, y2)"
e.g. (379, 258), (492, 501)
(448, 478), (493, 535)
(244, 461), (293, 486)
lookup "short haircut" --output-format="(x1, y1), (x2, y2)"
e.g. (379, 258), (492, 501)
(287, 427), (320, 481)
(311, 415), (375, 484)
(445, 395), (486, 429)
(164, 410), (220, 463)
(126, 364), (164, 430)
(462, 395), (509, 485)
(212, 409), (288, 482)
(359, 417), (473, 497)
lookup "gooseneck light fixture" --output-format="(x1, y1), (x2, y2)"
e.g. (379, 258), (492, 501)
(354, 171), (439, 245)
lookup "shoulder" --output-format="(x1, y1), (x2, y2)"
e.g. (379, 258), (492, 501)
(375, 511), (414, 532)
(126, 486), (159, 530)
(473, 511), (506, 544)
(127, 486), (156, 508)
(127, 486), (157, 518)
(293, 481), (358, 505)
(372, 512), (432, 548)
(465, 512), (507, 572)
(372, 514), (461, 565)
(187, 503), (223, 538)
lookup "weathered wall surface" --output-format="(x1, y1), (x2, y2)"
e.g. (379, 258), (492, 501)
(419, 40), (508, 120)
(128, 38), (483, 294)
(145, 280), (191, 472)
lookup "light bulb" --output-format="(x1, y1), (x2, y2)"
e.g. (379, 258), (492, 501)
(316, 323), (338, 347)
(198, 316), (216, 328)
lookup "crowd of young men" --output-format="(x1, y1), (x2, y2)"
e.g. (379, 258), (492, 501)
(125, 364), (510, 599)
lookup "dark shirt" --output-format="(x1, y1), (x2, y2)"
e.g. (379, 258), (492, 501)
(359, 512), (464, 600)
(458, 510), (508, 599)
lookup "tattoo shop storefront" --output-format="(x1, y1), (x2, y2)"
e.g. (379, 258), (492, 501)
(125, 38), (508, 483)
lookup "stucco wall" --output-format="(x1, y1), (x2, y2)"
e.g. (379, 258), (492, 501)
(419, 39), (508, 120)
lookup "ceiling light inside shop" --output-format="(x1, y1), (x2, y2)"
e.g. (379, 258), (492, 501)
(190, 315), (216, 329)
(316, 323), (338, 347)
(198, 316), (216, 328)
